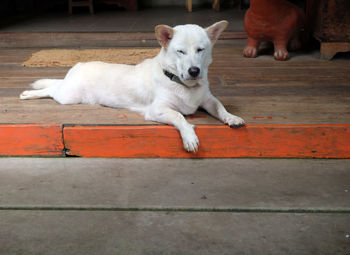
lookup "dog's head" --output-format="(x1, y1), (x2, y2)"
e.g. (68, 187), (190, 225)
(155, 21), (228, 87)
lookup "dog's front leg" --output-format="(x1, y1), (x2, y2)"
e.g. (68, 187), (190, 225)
(146, 106), (199, 152)
(201, 93), (245, 127)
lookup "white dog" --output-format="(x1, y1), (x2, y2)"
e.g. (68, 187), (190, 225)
(20, 20), (245, 152)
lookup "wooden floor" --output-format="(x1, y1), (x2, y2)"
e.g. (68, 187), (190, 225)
(1, 40), (350, 126)
(1, 40), (350, 157)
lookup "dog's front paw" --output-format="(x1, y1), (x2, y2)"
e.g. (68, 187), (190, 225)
(181, 127), (199, 153)
(183, 134), (199, 153)
(224, 114), (245, 128)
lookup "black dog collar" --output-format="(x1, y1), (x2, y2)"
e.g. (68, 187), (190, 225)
(163, 70), (187, 87)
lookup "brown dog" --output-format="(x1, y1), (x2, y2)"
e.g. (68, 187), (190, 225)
(243, 0), (306, 61)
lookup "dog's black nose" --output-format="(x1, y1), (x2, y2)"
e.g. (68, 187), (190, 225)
(188, 67), (200, 78)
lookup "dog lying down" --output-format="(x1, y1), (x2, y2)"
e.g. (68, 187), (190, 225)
(20, 20), (245, 152)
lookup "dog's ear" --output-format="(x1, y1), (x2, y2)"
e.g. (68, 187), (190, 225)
(206, 20), (228, 44)
(155, 25), (174, 48)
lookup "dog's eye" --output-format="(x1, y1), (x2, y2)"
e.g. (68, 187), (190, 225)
(177, 50), (186, 55)
(197, 48), (204, 53)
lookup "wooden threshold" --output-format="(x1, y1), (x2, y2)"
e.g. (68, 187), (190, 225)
(0, 124), (349, 158)
(0, 124), (64, 156)
(63, 124), (350, 158)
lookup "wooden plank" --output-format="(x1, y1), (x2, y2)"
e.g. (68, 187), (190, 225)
(0, 67), (69, 79)
(63, 125), (350, 158)
(219, 76), (350, 87)
(1, 95), (350, 125)
(0, 31), (247, 48)
(0, 49), (37, 64)
(0, 78), (36, 88)
(0, 124), (64, 156)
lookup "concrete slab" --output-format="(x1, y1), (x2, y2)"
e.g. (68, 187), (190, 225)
(0, 211), (349, 255)
(0, 158), (349, 210)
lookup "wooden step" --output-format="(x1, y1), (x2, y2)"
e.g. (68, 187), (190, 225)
(0, 124), (349, 158)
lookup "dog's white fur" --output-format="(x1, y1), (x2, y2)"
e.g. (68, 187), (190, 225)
(20, 21), (245, 152)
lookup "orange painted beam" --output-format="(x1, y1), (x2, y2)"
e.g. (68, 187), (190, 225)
(0, 124), (64, 156)
(63, 125), (350, 158)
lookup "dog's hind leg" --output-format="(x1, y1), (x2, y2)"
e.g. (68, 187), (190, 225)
(20, 87), (56, 100)
(20, 79), (61, 100)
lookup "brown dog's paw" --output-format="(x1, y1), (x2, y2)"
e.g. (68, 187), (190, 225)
(274, 49), (289, 61)
(243, 46), (258, 58)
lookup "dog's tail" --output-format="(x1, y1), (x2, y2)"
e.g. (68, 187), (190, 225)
(30, 79), (63, 89)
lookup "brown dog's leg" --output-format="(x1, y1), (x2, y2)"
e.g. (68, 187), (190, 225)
(274, 40), (289, 61)
(243, 37), (261, 58)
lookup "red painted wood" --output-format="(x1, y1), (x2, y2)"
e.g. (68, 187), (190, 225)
(63, 125), (350, 158)
(0, 124), (64, 156)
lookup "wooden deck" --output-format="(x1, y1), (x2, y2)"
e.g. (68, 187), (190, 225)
(1, 40), (350, 157)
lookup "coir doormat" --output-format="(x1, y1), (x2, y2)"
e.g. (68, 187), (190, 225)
(22, 48), (160, 67)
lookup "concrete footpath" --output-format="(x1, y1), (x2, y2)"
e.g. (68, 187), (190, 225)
(0, 158), (349, 254)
